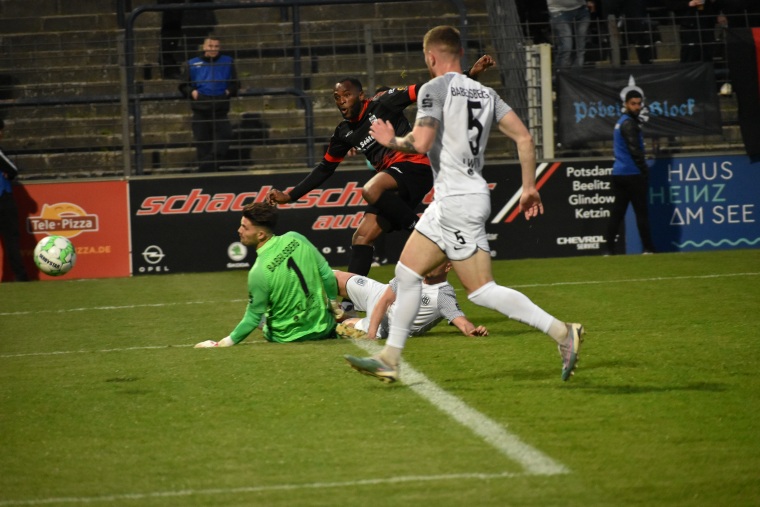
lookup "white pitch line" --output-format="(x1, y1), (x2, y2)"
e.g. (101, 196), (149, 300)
(0, 299), (245, 317)
(351, 340), (569, 476)
(2, 271), (755, 359)
(2, 272), (755, 319)
(0, 345), (191, 359)
(0, 341), (266, 359)
(510, 271), (759, 289)
(0, 471), (523, 506)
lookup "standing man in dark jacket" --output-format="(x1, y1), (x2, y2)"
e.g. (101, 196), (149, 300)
(179, 35), (240, 172)
(0, 119), (29, 282)
(605, 90), (656, 255)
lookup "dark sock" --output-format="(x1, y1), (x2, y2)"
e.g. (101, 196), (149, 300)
(373, 192), (418, 231)
(348, 244), (374, 276)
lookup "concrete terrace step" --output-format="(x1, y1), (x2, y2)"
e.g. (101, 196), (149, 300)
(210, 0), (483, 25)
(0, 0), (123, 18)
(11, 142), (319, 179)
(0, 13), (119, 36)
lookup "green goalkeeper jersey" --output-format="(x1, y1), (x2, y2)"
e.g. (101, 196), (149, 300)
(230, 231), (338, 344)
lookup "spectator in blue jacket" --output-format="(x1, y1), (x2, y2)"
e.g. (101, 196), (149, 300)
(179, 36), (240, 172)
(605, 90), (656, 255)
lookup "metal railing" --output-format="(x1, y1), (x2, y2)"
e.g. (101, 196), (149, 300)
(0, 2), (752, 180)
(122, 0), (470, 175)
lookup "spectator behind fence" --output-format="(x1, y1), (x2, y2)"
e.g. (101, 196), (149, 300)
(605, 90), (656, 255)
(548, 0), (595, 67)
(717, 0), (760, 27)
(600, 0), (654, 64)
(179, 35), (240, 173)
(665, 0), (721, 63)
(0, 119), (29, 282)
(158, 0), (218, 79)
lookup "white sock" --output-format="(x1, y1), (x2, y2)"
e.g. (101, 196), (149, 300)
(384, 261), (423, 352)
(468, 281), (566, 343)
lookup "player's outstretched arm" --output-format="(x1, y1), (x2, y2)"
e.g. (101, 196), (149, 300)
(367, 285), (396, 339)
(268, 188), (292, 205)
(451, 317), (489, 337)
(467, 54), (495, 80)
(270, 158), (341, 204)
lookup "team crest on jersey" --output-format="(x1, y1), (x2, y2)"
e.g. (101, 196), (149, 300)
(421, 294), (431, 306)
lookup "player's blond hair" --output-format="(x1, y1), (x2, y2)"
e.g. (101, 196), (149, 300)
(423, 25), (462, 56)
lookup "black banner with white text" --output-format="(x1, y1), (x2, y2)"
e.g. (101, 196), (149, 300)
(557, 63), (721, 145)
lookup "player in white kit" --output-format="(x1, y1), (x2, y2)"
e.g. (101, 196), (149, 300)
(333, 261), (488, 340)
(345, 25), (584, 383)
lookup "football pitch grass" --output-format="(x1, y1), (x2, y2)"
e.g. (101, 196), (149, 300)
(1, 249), (759, 506)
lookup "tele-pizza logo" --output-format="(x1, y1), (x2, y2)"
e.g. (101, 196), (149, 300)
(27, 203), (99, 238)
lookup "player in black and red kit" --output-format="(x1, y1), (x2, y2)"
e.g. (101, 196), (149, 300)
(268, 56), (493, 277)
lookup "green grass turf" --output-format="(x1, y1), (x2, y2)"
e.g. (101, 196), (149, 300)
(1, 249), (759, 506)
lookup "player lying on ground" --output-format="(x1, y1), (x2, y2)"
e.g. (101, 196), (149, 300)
(195, 203), (342, 348)
(333, 261), (488, 340)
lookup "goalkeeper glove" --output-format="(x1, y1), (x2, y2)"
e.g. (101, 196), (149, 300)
(194, 336), (235, 348)
(329, 300), (345, 321)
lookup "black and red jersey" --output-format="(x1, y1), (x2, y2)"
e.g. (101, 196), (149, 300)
(288, 84), (431, 202)
(324, 84), (430, 171)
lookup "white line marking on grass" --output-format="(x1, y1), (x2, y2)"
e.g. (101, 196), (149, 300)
(351, 340), (569, 476)
(0, 299), (245, 317)
(0, 471), (523, 506)
(510, 271), (759, 289)
(3, 272), (755, 318)
(0, 342), (266, 359)
(0, 345), (190, 359)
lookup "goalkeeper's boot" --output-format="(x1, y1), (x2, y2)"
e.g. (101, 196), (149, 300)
(558, 323), (584, 381)
(344, 355), (398, 384)
(336, 323), (368, 340)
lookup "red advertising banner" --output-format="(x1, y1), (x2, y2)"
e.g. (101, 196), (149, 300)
(1, 180), (131, 281)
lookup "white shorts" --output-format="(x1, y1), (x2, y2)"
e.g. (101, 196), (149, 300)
(415, 194), (491, 261)
(344, 275), (390, 337)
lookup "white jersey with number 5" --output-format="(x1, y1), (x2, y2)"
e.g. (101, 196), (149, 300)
(416, 72), (512, 199)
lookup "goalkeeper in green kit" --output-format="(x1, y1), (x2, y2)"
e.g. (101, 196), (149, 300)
(195, 202), (341, 347)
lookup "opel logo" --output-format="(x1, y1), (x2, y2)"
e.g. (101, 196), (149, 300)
(142, 245), (165, 265)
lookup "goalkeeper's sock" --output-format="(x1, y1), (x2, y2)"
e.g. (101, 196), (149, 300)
(468, 281), (567, 344)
